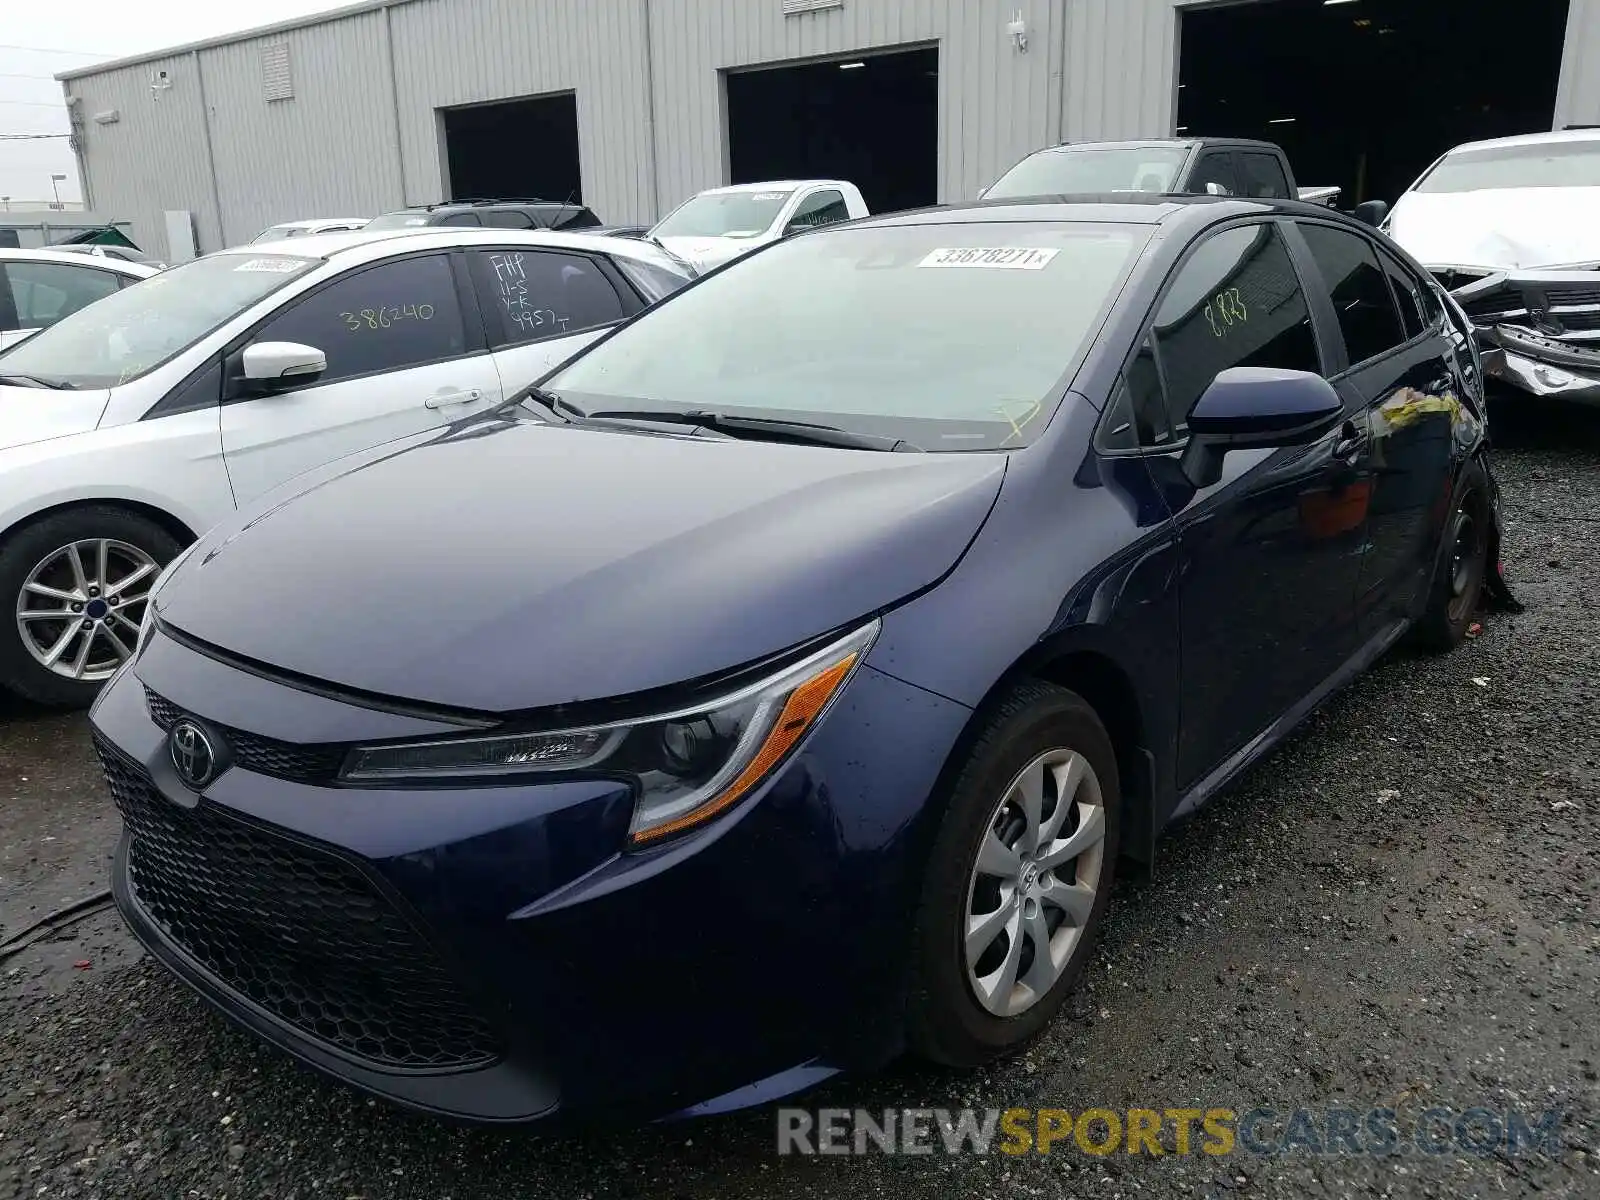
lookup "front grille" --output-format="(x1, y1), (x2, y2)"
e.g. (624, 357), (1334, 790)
(96, 735), (500, 1071)
(144, 685), (347, 784)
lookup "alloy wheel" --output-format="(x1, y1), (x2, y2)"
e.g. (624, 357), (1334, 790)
(1446, 495), (1487, 623)
(15, 538), (157, 682)
(963, 747), (1107, 1018)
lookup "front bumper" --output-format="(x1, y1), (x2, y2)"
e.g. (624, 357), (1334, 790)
(90, 629), (971, 1124)
(1449, 268), (1600, 406)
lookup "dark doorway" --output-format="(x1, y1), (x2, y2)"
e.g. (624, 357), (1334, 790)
(1178, 0), (1571, 205)
(726, 47), (939, 214)
(443, 93), (582, 202)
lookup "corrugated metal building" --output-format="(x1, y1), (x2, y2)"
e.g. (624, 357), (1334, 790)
(57, 0), (1600, 260)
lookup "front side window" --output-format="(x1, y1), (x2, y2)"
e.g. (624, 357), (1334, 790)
(1415, 140), (1600, 193)
(2, 262), (122, 332)
(248, 254), (466, 385)
(547, 221), (1149, 451)
(984, 147), (1189, 198)
(1298, 223), (1406, 366)
(1134, 223), (1320, 445)
(485, 210), (534, 229)
(787, 190), (850, 231)
(0, 252), (317, 389)
(650, 190), (795, 239)
(1189, 153), (1240, 197)
(470, 249), (627, 346)
(438, 212), (481, 227)
(1238, 153), (1292, 199)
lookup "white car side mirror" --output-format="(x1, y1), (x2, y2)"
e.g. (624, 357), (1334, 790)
(242, 341), (326, 391)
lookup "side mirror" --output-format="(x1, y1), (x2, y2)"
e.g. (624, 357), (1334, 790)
(241, 341), (326, 393)
(1179, 367), (1343, 488)
(1353, 199), (1390, 228)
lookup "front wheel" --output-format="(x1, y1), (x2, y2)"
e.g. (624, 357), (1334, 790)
(907, 680), (1121, 1067)
(0, 507), (182, 707)
(1413, 461), (1492, 653)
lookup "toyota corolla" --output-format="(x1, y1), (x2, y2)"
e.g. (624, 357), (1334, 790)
(90, 194), (1514, 1124)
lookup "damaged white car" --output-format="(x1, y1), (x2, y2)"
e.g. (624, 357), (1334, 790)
(1384, 129), (1600, 405)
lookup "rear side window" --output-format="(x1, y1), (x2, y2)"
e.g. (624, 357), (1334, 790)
(438, 212), (481, 227)
(1238, 153), (1292, 200)
(1378, 249), (1427, 340)
(1133, 222), (1320, 444)
(470, 249), (628, 346)
(1189, 152), (1240, 196)
(247, 254), (467, 385)
(2, 262), (122, 331)
(1298, 223), (1407, 366)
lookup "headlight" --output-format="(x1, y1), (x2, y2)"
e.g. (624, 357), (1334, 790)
(136, 543), (197, 652)
(342, 621), (879, 846)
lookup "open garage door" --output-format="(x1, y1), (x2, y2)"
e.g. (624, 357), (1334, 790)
(443, 93), (582, 202)
(1178, 0), (1571, 207)
(725, 48), (938, 215)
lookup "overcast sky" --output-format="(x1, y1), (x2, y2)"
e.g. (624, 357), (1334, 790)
(0, 1), (343, 206)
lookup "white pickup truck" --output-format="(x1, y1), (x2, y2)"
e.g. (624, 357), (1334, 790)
(648, 180), (869, 272)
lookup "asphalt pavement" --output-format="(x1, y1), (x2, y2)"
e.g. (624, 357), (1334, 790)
(2, 397), (1598, 1199)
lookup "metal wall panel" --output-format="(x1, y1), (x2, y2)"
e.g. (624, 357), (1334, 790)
(1557, 0), (1600, 128)
(60, 55), (223, 259)
(387, 0), (655, 223)
(645, 0), (1068, 210)
(201, 10), (402, 246)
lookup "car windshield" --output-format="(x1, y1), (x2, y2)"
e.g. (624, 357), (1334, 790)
(363, 211), (433, 230)
(0, 252), (317, 390)
(1416, 142), (1600, 193)
(985, 147), (1189, 198)
(546, 221), (1147, 451)
(651, 190), (795, 239)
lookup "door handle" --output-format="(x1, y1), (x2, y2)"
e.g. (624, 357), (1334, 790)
(424, 388), (483, 410)
(1333, 423), (1367, 463)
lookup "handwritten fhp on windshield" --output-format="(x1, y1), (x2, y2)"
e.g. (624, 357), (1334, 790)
(918, 247), (1060, 270)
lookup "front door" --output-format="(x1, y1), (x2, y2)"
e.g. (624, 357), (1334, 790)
(1127, 221), (1367, 788)
(219, 252), (504, 508)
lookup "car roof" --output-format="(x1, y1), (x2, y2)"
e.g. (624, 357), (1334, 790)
(264, 218), (367, 229)
(209, 226), (691, 271)
(695, 180), (846, 195)
(853, 193), (1290, 229)
(0, 247), (157, 275)
(1444, 128), (1600, 155)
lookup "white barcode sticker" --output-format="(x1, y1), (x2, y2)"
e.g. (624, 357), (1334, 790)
(918, 247), (1060, 270)
(233, 257), (302, 273)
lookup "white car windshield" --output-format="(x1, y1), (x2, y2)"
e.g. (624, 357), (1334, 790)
(651, 190), (795, 239)
(0, 252), (317, 391)
(985, 147), (1189, 198)
(1416, 142), (1600, 193)
(547, 221), (1147, 451)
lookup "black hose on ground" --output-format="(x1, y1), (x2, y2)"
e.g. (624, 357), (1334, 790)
(0, 889), (115, 963)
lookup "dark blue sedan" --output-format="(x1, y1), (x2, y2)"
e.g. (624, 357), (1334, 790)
(89, 194), (1514, 1124)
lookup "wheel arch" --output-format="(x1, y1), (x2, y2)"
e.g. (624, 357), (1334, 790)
(0, 498), (199, 554)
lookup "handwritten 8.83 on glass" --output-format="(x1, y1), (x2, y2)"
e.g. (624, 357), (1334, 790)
(1204, 287), (1248, 339)
(339, 304), (435, 332)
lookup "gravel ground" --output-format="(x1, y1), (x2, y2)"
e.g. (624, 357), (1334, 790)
(2, 396), (1598, 1199)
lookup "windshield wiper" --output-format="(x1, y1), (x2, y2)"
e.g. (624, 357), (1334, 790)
(571, 406), (922, 453)
(0, 373), (74, 390)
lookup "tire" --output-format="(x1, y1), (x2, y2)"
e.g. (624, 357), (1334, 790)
(1412, 459), (1492, 653)
(0, 506), (183, 708)
(907, 680), (1121, 1067)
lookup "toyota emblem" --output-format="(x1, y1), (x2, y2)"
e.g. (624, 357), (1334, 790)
(169, 719), (219, 790)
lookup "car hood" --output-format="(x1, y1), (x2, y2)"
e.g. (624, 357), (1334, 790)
(157, 412), (1007, 713)
(0, 387), (109, 451)
(1387, 187), (1600, 270)
(653, 235), (767, 270)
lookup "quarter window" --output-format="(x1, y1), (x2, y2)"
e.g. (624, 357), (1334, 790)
(2, 262), (123, 331)
(1133, 222), (1321, 445)
(1378, 249), (1427, 340)
(470, 249), (627, 347)
(1298, 223), (1407, 366)
(248, 254), (467, 385)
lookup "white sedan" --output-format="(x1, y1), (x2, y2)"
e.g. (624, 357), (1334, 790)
(0, 227), (693, 706)
(1, 248), (159, 351)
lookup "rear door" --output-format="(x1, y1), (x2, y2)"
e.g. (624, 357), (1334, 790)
(218, 251), (503, 507)
(1291, 221), (1457, 637)
(466, 247), (639, 391)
